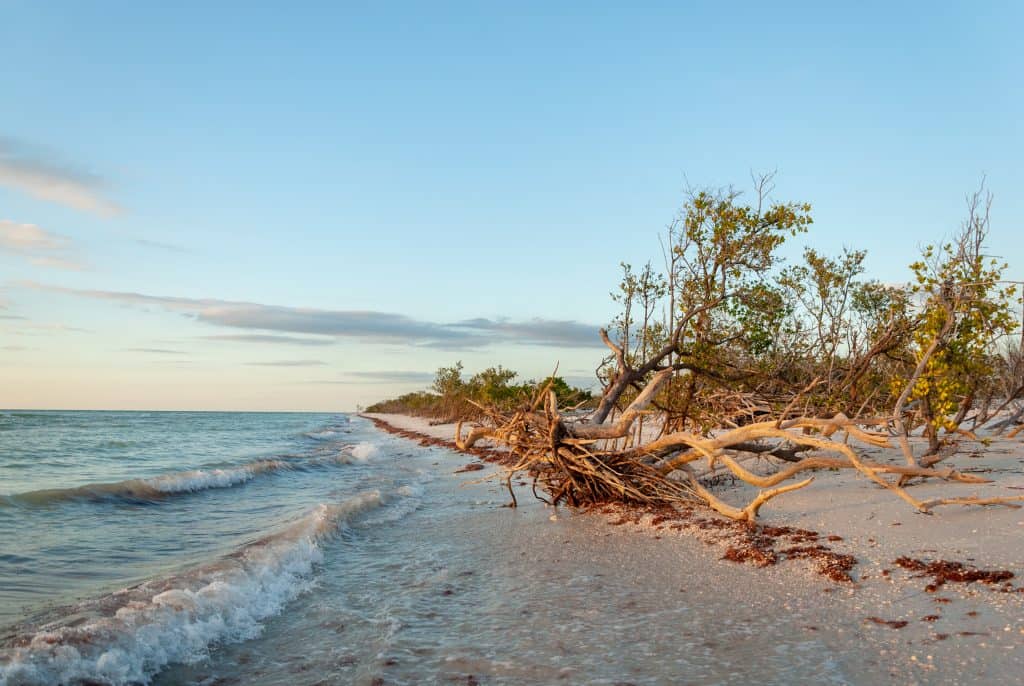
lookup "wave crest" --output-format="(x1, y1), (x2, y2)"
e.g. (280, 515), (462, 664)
(0, 460), (293, 508)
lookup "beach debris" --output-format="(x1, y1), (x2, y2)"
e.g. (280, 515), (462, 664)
(450, 371), (1024, 522)
(894, 557), (1014, 592)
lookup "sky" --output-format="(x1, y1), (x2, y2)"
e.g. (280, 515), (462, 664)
(1, 1), (1022, 411)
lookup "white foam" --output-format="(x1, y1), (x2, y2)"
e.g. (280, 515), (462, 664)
(305, 429), (344, 441)
(396, 484), (422, 497)
(349, 442), (378, 462)
(0, 492), (383, 686)
(330, 442), (380, 465)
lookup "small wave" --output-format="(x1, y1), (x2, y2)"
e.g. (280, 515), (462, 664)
(148, 459), (291, 493)
(361, 489), (423, 527)
(350, 442), (378, 461)
(325, 442), (380, 466)
(0, 459), (292, 508)
(0, 492), (384, 686)
(304, 429), (347, 441)
(332, 441), (379, 465)
(96, 439), (136, 449)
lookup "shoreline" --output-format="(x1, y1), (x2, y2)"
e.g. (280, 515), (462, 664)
(363, 411), (1024, 600)
(363, 412), (863, 583)
(364, 411), (1024, 681)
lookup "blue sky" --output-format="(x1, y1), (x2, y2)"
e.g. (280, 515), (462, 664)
(2, 1), (1022, 410)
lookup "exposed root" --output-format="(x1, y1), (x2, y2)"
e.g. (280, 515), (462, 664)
(450, 371), (1024, 521)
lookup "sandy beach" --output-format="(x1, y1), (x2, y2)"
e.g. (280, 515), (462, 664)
(365, 411), (1024, 683)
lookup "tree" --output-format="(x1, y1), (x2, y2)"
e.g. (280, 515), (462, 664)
(899, 183), (1018, 457)
(467, 366), (519, 407)
(432, 361), (465, 397)
(593, 174), (812, 425)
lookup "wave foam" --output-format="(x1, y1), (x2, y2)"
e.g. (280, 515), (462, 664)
(0, 492), (384, 686)
(146, 460), (289, 494)
(1, 460), (293, 508)
(348, 442), (378, 462)
(329, 441), (380, 465)
(304, 429), (347, 441)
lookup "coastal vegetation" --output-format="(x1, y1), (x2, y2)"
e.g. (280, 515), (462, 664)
(365, 363), (593, 421)
(372, 174), (1024, 521)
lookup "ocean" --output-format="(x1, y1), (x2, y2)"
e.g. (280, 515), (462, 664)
(1, 411), (882, 685)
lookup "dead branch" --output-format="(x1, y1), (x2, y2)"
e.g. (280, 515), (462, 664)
(454, 368), (1020, 522)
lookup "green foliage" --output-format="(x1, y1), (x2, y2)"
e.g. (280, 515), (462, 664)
(365, 391), (444, 415)
(366, 364), (592, 420)
(727, 282), (790, 357)
(904, 201), (1018, 431)
(673, 187), (811, 322)
(466, 366), (520, 406)
(670, 184), (813, 375)
(597, 175), (1019, 435)
(431, 361), (464, 397)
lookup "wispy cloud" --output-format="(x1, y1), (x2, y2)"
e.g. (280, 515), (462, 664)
(200, 334), (335, 346)
(414, 333), (495, 351)
(0, 220), (67, 252)
(246, 359), (327, 367)
(122, 347), (188, 355)
(19, 282), (605, 351)
(0, 220), (87, 271)
(29, 256), (87, 271)
(342, 370), (436, 384)
(10, 322), (89, 334)
(135, 238), (191, 254)
(0, 314), (28, 320)
(0, 137), (121, 216)
(203, 305), (465, 343)
(452, 318), (602, 348)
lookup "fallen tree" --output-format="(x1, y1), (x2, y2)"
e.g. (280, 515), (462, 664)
(455, 370), (1024, 521)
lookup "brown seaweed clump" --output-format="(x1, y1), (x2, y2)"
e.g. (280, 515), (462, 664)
(363, 415), (512, 465)
(894, 557), (1014, 592)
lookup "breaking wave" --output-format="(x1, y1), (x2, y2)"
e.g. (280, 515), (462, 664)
(304, 428), (348, 441)
(2, 440), (387, 509)
(0, 460), (292, 508)
(0, 492), (385, 686)
(333, 441), (379, 464)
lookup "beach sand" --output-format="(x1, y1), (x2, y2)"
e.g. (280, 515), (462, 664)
(365, 412), (1024, 683)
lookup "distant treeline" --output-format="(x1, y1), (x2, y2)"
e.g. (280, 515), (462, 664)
(364, 362), (594, 420)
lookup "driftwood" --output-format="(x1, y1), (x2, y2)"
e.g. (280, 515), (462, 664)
(457, 371), (1024, 522)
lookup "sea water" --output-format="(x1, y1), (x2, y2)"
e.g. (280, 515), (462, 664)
(0, 411), (910, 684)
